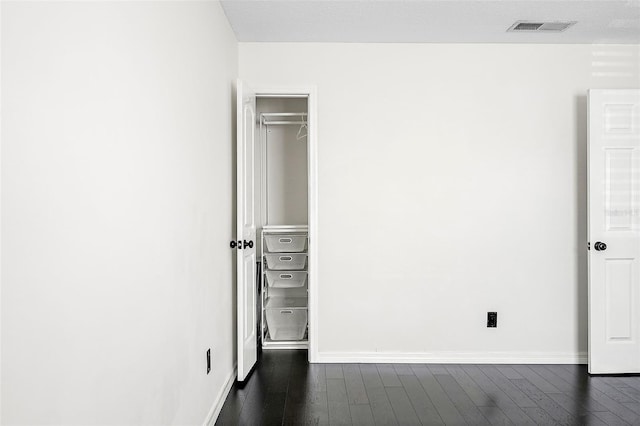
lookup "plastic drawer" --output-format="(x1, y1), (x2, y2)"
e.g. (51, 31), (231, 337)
(264, 253), (307, 270)
(264, 234), (307, 253)
(266, 270), (307, 288)
(266, 308), (308, 341)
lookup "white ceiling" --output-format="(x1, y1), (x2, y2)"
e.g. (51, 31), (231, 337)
(220, 0), (640, 43)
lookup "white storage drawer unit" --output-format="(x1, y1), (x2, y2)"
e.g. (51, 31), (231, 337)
(264, 253), (307, 270)
(264, 234), (307, 253)
(261, 225), (309, 347)
(266, 270), (307, 288)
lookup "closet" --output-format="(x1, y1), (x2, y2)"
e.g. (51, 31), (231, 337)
(257, 97), (309, 350)
(236, 81), (315, 381)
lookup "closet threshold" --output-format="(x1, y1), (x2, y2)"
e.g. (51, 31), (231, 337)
(262, 339), (308, 350)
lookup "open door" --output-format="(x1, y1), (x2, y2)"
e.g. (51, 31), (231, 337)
(588, 89), (640, 374)
(236, 79), (257, 381)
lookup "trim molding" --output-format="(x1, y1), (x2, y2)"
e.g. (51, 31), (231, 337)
(203, 364), (237, 426)
(315, 351), (588, 365)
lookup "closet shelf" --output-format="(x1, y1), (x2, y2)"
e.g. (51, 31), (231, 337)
(260, 112), (307, 125)
(262, 225), (308, 233)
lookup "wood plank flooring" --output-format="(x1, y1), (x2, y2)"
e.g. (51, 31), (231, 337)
(216, 350), (640, 425)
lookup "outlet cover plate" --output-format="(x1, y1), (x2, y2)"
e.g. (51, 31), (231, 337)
(487, 312), (497, 328)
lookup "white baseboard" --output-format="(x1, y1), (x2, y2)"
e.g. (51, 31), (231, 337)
(316, 351), (588, 365)
(203, 364), (237, 426)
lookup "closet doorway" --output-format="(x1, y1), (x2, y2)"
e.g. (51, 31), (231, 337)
(236, 81), (318, 381)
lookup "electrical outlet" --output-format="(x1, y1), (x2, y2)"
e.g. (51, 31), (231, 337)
(206, 349), (211, 374)
(487, 312), (497, 328)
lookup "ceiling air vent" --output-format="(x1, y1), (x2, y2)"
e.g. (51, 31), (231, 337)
(508, 21), (576, 32)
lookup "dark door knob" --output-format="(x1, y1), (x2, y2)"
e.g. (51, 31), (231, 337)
(594, 241), (607, 251)
(230, 240), (242, 249)
(243, 240), (254, 249)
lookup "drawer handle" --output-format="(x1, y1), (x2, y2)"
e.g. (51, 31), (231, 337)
(279, 238), (292, 243)
(279, 256), (292, 261)
(280, 310), (293, 314)
(280, 274), (293, 279)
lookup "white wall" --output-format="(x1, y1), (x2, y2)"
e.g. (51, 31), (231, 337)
(2, 1), (237, 424)
(240, 43), (640, 362)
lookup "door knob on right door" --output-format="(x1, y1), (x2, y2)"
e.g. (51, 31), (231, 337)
(594, 241), (607, 251)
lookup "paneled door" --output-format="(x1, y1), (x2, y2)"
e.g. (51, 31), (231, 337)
(236, 79), (257, 381)
(589, 89), (640, 374)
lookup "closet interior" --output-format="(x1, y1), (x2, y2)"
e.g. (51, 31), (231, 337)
(256, 96), (309, 350)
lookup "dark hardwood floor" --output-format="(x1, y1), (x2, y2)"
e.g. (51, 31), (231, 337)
(216, 350), (640, 425)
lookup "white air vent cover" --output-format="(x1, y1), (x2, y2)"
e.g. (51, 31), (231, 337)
(508, 21), (576, 32)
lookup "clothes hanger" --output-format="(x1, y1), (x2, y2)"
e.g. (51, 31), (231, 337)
(296, 115), (307, 141)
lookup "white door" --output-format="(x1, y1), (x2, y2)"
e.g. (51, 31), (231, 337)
(236, 79), (257, 381)
(589, 89), (640, 374)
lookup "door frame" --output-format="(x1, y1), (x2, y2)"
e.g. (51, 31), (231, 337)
(254, 85), (319, 363)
